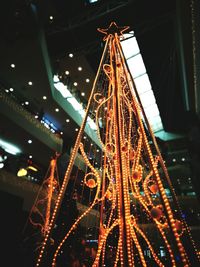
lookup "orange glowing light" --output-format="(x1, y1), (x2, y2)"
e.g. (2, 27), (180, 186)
(132, 166), (142, 182)
(35, 22), (198, 267)
(149, 183), (158, 194)
(87, 178), (97, 188)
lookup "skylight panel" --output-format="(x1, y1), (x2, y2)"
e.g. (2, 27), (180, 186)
(139, 90), (156, 108)
(121, 36), (140, 59)
(149, 116), (163, 132)
(127, 54), (146, 78)
(145, 104), (160, 119)
(121, 32), (163, 133)
(134, 74), (152, 94)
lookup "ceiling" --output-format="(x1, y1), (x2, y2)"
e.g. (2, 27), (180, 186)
(0, 0), (195, 172)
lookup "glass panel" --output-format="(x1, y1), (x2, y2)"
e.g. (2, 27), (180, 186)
(127, 54), (146, 78)
(152, 115), (162, 124)
(139, 90), (156, 107)
(145, 104), (160, 118)
(134, 73), (151, 94)
(121, 36), (140, 59)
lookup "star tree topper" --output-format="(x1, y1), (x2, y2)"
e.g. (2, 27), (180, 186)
(98, 21), (129, 40)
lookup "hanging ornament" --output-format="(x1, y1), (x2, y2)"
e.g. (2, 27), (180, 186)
(87, 178), (97, 189)
(149, 183), (158, 194)
(132, 165), (143, 182)
(175, 220), (183, 235)
(84, 173), (97, 189)
(150, 205), (163, 220)
(106, 143), (115, 155)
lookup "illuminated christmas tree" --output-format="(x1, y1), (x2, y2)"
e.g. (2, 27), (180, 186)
(35, 22), (199, 267)
(23, 154), (60, 251)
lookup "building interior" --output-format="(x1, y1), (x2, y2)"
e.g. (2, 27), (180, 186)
(0, 0), (200, 266)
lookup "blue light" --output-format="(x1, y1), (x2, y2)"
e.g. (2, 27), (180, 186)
(43, 117), (59, 132)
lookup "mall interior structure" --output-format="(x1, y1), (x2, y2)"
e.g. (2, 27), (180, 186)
(0, 0), (200, 266)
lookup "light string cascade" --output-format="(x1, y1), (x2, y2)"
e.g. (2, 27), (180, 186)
(27, 156), (60, 238)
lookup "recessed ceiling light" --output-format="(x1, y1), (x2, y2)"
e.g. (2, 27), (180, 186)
(81, 92), (85, 96)
(65, 70), (70, 75)
(75, 128), (78, 132)
(28, 139), (32, 144)
(49, 15), (53, 20)
(0, 162), (4, 169)
(60, 131), (63, 135)
(69, 53), (73, 58)
(55, 108), (59, 112)
(43, 96), (47, 100)
(25, 101), (29, 105)
(11, 64), (15, 68)
(29, 155), (32, 159)
(5, 89), (9, 93)
(66, 119), (70, 123)
(86, 78), (90, 83)
(78, 66), (82, 71)
(28, 81), (33, 85)
(83, 136), (86, 139)
(73, 82), (78, 86)
(35, 115), (38, 119)
(9, 88), (14, 92)
(97, 149), (99, 152)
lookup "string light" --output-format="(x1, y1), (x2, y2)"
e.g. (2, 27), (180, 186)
(35, 22), (198, 267)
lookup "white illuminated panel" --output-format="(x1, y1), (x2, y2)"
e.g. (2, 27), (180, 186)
(0, 138), (21, 155)
(139, 90), (156, 108)
(121, 34), (163, 133)
(121, 36), (140, 59)
(127, 54), (146, 78)
(67, 97), (82, 111)
(145, 105), (160, 118)
(53, 75), (97, 132)
(54, 75), (72, 98)
(134, 74), (151, 94)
